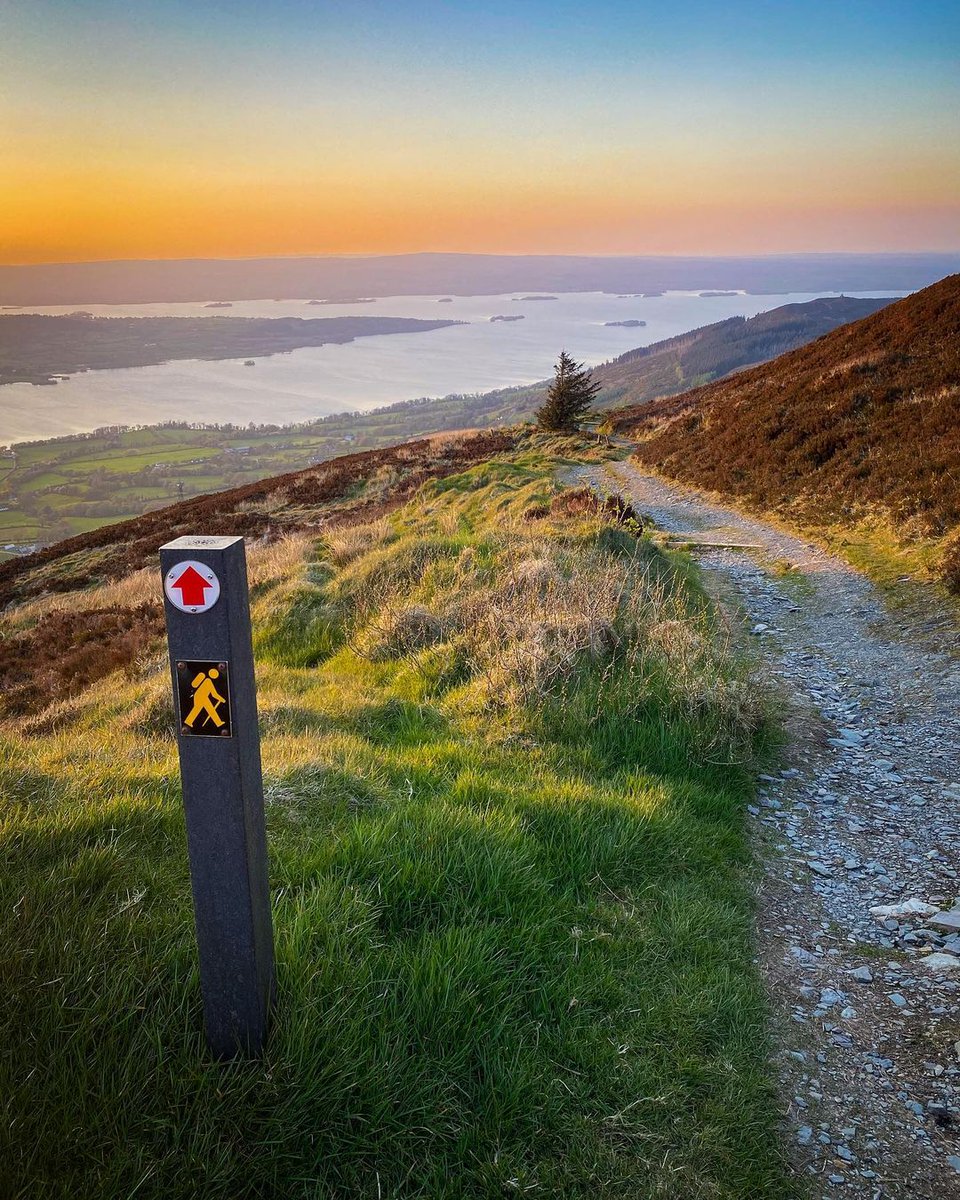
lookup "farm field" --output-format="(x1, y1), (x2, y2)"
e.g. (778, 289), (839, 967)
(0, 426), (385, 552)
(0, 397), (532, 553)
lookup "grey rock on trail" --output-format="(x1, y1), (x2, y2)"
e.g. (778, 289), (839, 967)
(578, 459), (960, 1200)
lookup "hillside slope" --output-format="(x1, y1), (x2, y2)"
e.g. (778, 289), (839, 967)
(587, 295), (893, 409)
(461, 296), (895, 422)
(608, 274), (960, 588)
(0, 434), (788, 1198)
(0, 430), (515, 606)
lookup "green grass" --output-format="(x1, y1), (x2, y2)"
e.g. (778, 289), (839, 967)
(0, 513), (41, 538)
(791, 516), (960, 637)
(18, 471), (72, 493)
(61, 447), (226, 472)
(0, 384), (536, 548)
(0, 446), (792, 1199)
(64, 515), (131, 535)
(817, 518), (946, 589)
(27, 491), (77, 510)
(110, 485), (174, 500)
(763, 556), (816, 600)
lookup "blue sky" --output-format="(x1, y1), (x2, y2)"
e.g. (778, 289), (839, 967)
(1, 0), (958, 260)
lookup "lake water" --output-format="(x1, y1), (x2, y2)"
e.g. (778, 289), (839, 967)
(0, 290), (902, 444)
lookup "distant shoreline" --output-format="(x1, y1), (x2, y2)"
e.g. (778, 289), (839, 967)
(0, 252), (953, 306)
(0, 313), (463, 387)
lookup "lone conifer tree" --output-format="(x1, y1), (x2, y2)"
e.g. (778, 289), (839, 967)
(535, 350), (600, 431)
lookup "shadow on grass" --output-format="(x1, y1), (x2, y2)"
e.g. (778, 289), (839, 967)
(258, 702), (341, 737)
(347, 697), (449, 746)
(0, 714), (790, 1200)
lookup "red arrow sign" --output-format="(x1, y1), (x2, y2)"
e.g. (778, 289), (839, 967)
(171, 565), (213, 608)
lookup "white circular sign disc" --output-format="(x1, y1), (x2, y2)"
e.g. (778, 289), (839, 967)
(164, 559), (222, 614)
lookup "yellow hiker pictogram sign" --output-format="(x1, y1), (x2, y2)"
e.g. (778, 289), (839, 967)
(176, 660), (232, 737)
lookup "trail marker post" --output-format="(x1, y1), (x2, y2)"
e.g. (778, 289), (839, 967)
(160, 535), (275, 1058)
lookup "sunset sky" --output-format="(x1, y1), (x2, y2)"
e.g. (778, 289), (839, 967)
(1, 0), (958, 263)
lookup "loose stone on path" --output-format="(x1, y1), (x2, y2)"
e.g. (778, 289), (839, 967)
(577, 459), (960, 1200)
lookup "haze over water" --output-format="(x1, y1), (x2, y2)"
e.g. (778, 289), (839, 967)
(0, 290), (902, 444)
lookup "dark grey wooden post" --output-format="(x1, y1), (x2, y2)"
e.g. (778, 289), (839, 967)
(160, 535), (275, 1058)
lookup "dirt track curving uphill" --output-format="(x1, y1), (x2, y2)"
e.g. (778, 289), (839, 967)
(579, 458), (960, 1200)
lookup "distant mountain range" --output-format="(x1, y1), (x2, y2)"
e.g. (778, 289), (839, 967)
(1, 252), (957, 306)
(609, 274), (960, 589)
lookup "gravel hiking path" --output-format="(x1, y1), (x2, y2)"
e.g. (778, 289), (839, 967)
(577, 459), (960, 1200)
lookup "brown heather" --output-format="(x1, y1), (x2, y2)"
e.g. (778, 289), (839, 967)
(607, 274), (960, 588)
(0, 431), (515, 713)
(0, 430), (515, 606)
(0, 603), (164, 715)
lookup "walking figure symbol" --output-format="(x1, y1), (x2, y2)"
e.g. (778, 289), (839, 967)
(176, 659), (232, 737)
(185, 668), (226, 729)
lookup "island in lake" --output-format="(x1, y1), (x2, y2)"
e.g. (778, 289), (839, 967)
(604, 319), (647, 328)
(307, 297), (376, 305)
(699, 291), (738, 298)
(512, 295), (557, 301)
(490, 314), (525, 322)
(0, 314), (463, 386)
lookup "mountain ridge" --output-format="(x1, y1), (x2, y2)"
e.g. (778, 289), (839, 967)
(586, 295), (894, 410)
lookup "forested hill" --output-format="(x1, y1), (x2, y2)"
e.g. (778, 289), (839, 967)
(441, 294), (897, 424)
(587, 295), (893, 410)
(608, 274), (960, 590)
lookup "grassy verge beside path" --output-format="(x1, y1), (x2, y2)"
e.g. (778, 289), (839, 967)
(0, 441), (793, 1198)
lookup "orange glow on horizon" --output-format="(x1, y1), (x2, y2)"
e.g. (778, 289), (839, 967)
(3, 160), (959, 264)
(3, 1), (958, 265)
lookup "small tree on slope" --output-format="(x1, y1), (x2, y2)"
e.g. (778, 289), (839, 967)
(536, 350), (601, 432)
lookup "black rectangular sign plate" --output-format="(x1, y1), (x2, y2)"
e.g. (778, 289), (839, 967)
(176, 660), (232, 738)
